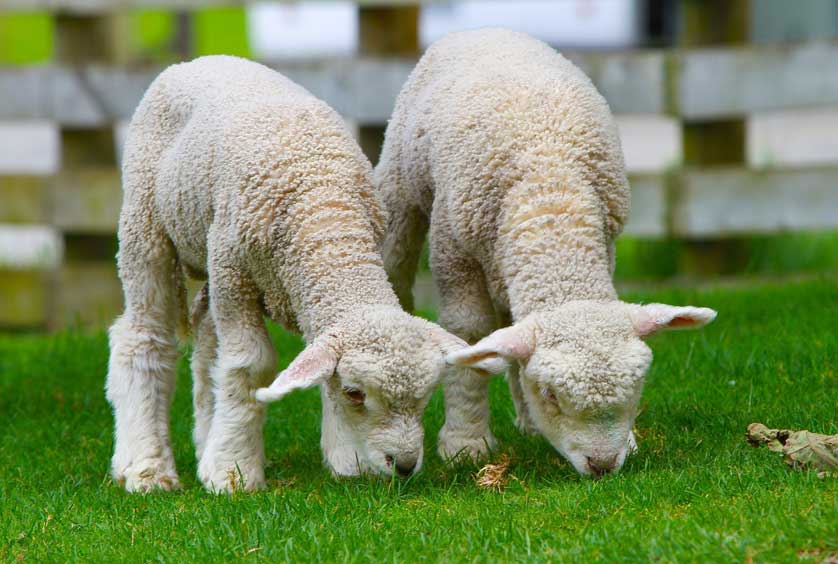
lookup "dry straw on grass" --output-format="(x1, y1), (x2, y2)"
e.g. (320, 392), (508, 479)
(474, 454), (515, 492)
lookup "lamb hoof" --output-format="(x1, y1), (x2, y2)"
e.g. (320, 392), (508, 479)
(628, 431), (638, 453)
(198, 457), (265, 494)
(114, 460), (181, 493)
(438, 428), (497, 463)
(514, 414), (538, 436)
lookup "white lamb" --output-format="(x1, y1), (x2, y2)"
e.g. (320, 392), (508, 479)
(375, 29), (717, 477)
(105, 55), (496, 493)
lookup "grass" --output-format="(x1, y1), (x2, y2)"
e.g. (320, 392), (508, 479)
(612, 232), (838, 280)
(1, 277), (836, 562)
(416, 232), (838, 281)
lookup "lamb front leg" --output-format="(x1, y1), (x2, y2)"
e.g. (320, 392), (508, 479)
(197, 265), (276, 493)
(431, 220), (499, 462)
(438, 365), (498, 461)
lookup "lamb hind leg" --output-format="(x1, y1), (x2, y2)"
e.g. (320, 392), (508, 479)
(190, 284), (217, 461)
(507, 363), (537, 435)
(106, 234), (183, 493)
(197, 262), (276, 493)
(376, 149), (429, 312)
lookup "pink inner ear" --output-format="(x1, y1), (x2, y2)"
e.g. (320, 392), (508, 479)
(463, 351), (500, 364)
(668, 316), (695, 328)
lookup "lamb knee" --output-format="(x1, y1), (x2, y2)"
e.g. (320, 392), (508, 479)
(214, 331), (277, 394)
(106, 315), (178, 405)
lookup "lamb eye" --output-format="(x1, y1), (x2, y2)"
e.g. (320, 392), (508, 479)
(343, 387), (366, 405)
(540, 387), (558, 404)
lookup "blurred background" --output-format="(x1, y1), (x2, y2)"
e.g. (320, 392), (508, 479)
(0, 0), (836, 330)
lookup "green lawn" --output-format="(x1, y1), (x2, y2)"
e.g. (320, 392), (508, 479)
(1, 278), (836, 562)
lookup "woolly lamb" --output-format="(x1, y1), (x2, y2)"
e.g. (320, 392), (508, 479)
(375, 29), (717, 477)
(106, 56), (495, 493)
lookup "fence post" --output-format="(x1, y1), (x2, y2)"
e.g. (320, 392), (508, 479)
(173, 12), (193, 59)
(51, 12), (126, 329)
(357, 5), (420, 165)
(677, 0), (750, 275)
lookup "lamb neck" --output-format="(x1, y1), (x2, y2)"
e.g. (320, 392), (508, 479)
(497, 180), (617, 320)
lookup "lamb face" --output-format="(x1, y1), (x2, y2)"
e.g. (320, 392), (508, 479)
(256, 307), (494, 478)
(447, 301), (716, 477)
(517, 306), (651, 477)
(319, 346), (433, 477)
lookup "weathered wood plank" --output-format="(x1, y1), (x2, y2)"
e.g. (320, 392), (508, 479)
(624, 175), (667, 238)
(6, 167), (838, 243)
(55, 260), (122, 329)
(5, 173), (669, 241)
(0, 270), (49, 327)
(567, 50), (665, 115)
(0, 122), (59, 174)
(22, 41), (838, 123)
(0, 50), (667, 124)
(673, 167), (838, 237)
(0, 66), (53, 120)
(51, 167), (122, 233)
(3, 13), (838, 119)
(678, 41), (838, 119)
(2, 115), (684, 176)
(0, 176), (49, 223)
(0, 224), (63, 269)
(278, 58), (413, 125)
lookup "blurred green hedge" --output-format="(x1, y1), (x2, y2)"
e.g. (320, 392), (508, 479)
(0, 8), (250, 64)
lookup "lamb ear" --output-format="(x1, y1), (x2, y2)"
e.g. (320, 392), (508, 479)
(429, 327), (507, 375)
(254, 335), (339, 403)
(629, 303), (717, 337)
(444, 322), (535, 373)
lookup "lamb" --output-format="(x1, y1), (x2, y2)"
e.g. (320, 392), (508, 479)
(375, 29), (717, 477)
(105, 55), (497, 493)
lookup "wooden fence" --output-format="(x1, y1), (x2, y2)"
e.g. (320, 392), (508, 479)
(1, 0), (838, 328)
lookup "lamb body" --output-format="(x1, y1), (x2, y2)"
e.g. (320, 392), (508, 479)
(106, 55), (484, 493)
(376, 29), (716, 476)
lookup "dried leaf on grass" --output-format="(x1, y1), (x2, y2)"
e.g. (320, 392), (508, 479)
(747, 423), (838, 477)
(474, 454), (515, 492)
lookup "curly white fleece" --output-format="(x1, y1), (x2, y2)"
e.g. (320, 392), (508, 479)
(376, 29), (715, 475)
(105, 56), (476, 493)
(377, 28), (628, 316)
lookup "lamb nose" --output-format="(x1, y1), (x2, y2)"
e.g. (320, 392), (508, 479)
(395, 461), (417, 478)
(586, 454), (618, 476)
